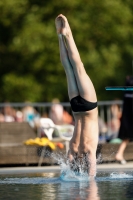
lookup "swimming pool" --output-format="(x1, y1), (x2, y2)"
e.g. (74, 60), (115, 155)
(0, 168), (133, 200)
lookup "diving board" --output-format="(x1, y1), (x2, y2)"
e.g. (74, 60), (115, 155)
(105, 86), (133, 91)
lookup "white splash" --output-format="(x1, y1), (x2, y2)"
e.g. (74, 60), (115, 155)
(50, 151), (97, 181)
(110, 172), (133, 179)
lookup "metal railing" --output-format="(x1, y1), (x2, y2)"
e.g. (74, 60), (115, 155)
(0, 100), (123, 119)
(0, 100), (123, 141)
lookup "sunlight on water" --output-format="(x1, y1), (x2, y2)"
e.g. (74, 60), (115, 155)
(0, 177), (61, 184)
(110, 172), (133, 179)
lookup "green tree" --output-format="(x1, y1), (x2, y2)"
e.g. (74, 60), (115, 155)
(0, 0), (133, 102)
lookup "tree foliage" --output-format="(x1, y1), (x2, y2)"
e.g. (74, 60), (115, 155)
(0, 0), (133, 102)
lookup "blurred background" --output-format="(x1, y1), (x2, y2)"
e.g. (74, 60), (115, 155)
(1, 0), (133, 102)
(0, 0), (133, 166)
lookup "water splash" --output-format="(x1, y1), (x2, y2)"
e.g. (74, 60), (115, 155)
(110, 172), (133, 179)
(40, 150), (133, 182)
(49, 151), (100, 181)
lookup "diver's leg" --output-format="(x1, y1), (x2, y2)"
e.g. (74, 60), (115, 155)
(57, 14), (97, 102)
(55, 16), (79, 99)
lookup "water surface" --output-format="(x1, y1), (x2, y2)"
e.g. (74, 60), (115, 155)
(0, 170), (133, 200)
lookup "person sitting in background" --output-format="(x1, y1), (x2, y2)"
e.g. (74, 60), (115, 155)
(22, 104), (40, 128)
(49, 98), (74, 125)
(16, 110), (23, 122)
(49, 98), (64, 125)
(3, 103), (16, 122)
(0, 113), (5, 122)
(63, 109), (74, 125)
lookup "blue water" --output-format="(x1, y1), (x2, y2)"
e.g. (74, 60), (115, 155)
(0, 170), (133, 200)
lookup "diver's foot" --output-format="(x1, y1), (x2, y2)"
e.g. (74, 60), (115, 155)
(55, 16), (63, 34)
(55, 14), (72, 36)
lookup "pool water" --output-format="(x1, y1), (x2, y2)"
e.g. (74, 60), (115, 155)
(0, 170), (133, 200)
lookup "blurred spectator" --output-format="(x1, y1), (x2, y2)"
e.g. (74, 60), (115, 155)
(22, 104), (40, 128)
(107, 102), (122, 142)
(115, 76), (133, 164)
(16, 110), (23, 122)
(3, 103), (16, 122)
(49, 98), (73, 125)
(98, 117), (108, 143)
(111, 102), (122, 119)
(49, 98), (64, 125)
(0, 113), (5, 122)
(63, 109), (74, 125)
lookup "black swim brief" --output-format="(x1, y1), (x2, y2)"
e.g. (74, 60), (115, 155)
(70, 95), (97, 112)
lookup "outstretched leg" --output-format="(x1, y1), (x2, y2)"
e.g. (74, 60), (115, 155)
(57, 14), (97, 103)
(55, 16), (79, 100)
